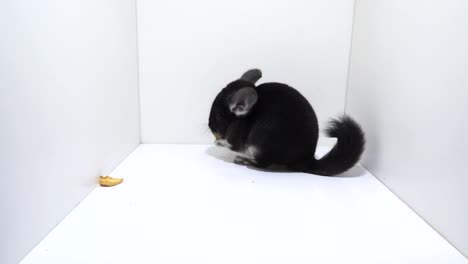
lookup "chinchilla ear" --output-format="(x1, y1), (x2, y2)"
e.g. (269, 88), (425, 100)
(240, 69), (262, 84)
(229, 87), (258, 116)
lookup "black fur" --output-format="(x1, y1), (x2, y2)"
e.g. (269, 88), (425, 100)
(208, 69), (365, 176)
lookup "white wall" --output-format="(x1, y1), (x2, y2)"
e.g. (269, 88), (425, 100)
(0, 1), (140, 263)
(347, 0), (468, 257)
(137, 0), (355, 143)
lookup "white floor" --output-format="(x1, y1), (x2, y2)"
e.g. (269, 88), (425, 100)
(20, 145), (467, 264)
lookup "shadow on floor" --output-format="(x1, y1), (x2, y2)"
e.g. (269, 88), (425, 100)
(205, 145), (366, 178)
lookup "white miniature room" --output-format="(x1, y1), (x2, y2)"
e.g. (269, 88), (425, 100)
(1, 1), (467, 264)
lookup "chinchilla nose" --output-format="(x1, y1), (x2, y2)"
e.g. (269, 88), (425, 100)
(212, 131), (221, 140)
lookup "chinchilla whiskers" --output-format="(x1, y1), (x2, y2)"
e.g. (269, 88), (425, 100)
(200, 123), (210, 134)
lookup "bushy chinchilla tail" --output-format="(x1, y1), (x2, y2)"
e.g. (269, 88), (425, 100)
(305, 115), (365, 176)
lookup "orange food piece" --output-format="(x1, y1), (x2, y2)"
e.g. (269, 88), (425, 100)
(99, 176), (123, 187)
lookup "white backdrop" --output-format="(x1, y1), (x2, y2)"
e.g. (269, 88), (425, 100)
(0, 1), (140, 263)
(347, 0), (468, 257)
(4, 0), (468, 262)
(137, 0), (355, 143)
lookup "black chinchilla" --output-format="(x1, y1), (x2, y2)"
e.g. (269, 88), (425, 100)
(208, 69), (365, 176)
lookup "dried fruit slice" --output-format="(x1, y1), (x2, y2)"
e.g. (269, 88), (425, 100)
(99, 176), (123, 187)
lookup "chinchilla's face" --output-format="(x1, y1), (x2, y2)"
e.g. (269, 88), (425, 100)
(208, 81), (245, 140)
(208, 69), (262, 141)
(208, 88), (230, 140)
